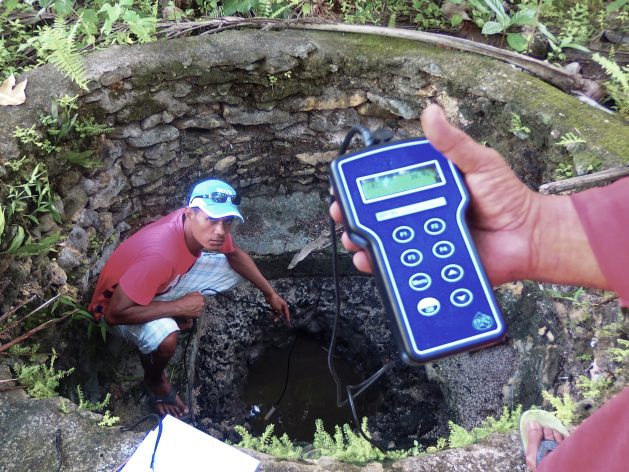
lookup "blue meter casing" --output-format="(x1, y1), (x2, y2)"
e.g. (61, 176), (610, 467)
(330, 138), (506, 365)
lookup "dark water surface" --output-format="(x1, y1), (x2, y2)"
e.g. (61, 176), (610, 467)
(243, 333), (373, 442)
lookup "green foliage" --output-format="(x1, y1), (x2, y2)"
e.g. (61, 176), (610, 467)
(576, 375), (613, 401)
(453, 406), (520, 446)
(542, 390), (576, 426)
(556, 131), (587, 148)
(553, 162), (574, 180)
(36, 17), (89, 89)
(608, 338), (629, 363)
(592, 52), (629, 119)
(99, 410), (121, 427)
(509, 112), (531, 138)
(0, 163), (61, 256)
(13, 349), (75, 399)
(233, 424), (302, 460)
(448, 405), (523, 448)
(76, 385), (112, 412)
(468, 0), (537, 51)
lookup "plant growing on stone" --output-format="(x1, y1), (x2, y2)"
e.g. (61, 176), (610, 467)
(576, 375), (614, 402)
(447, 404), (523, 448)
(233, 424), (302, 460)
(509, 112), (530, 139)
(608, 338), (629, 363)
(13, 348), (75, 399)
(99, 410), (120, 427)
(0, 163), (61, 257)
(541, 390), (576, 426)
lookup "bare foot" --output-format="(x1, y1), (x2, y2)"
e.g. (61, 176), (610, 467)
(145, 374), (189, 418)
(525, 421), (565, 471)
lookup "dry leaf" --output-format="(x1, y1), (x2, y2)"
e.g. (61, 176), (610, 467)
(0, 75), (27, 106)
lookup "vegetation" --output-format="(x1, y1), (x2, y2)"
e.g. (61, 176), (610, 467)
(0, 1), (627, 117)
(234, 407), (523, 463)
(12, 348), (75, 399)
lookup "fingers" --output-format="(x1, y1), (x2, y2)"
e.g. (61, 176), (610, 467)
(420, 104), (503, 175)
(330, 200), (342, 225)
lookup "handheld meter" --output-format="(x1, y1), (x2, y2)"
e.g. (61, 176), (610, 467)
(330, 137), (505, 365)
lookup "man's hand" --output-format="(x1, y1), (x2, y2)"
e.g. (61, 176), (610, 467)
(172, 291), (206, 319)
(330, 103), (537, 285)
(330, 104), (606, 288)
(265, 291), (291, 325)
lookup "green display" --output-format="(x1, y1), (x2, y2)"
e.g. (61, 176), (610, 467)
(359, 163), (441, 201)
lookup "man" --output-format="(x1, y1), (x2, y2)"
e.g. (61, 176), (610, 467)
(89, 178), (290, 418)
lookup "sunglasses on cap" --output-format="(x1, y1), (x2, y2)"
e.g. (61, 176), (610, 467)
(191, 192), (241, 206)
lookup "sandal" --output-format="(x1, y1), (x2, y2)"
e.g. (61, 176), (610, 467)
(520, 409), (570, 465)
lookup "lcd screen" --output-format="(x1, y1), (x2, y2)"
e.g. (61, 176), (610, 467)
(359, 163), (442, 201)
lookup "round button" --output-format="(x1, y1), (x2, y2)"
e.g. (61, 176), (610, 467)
(424, 218), (446, 235)
(442, 264), (464, 282)
(433, 240), (455, 258)
(401, 249), (423, 267)
(450, 288), (473, 307)
(417, 297), (440, 316)
(409, 273), (432, 291)
(392, 226), (414, 243)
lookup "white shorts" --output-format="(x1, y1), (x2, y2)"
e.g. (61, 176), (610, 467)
(112, 252), (241, 354)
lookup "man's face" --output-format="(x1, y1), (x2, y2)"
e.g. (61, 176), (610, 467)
(185, 208), (232, 251)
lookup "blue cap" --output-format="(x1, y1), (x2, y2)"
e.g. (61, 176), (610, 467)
(187, 179), (244, 223)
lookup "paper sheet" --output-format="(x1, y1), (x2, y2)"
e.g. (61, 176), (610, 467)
(121, 415), (260, 472)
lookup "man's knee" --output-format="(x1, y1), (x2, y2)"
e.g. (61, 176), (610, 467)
(155, 331), (178, 358)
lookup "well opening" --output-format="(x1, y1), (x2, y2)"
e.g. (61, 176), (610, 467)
(190, 276), (450, 448)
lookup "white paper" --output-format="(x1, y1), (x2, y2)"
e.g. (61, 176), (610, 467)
(122, 415), (260, 472)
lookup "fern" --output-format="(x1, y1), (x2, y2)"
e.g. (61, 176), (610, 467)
(592, 52), (629, 118)
(38, 18), (88, 90)
(542, 391), (577, 426)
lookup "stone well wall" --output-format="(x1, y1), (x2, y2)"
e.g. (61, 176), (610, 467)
(1, 28), (627, 455)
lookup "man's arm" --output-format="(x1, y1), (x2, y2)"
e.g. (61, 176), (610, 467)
(105, 285), (205, 326)
(226, 245), (291, 323)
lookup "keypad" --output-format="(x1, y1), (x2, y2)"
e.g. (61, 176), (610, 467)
(391, 215), (473, 318)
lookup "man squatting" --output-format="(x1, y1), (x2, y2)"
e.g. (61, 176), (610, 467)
(89, 178), (291, 418)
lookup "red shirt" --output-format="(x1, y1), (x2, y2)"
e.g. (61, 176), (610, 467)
(88, 208), (234, 319)
(571, 177), (629, 307)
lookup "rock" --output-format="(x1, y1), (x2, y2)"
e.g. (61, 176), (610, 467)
(127, 125), (180, 148)
(89, 164), (129, 210)
(0, 394), (144, 472)
(56, 246), (85, 271)
(224, 106), (292, 126)
(67, 225), (89, 252)
(214, 155), (237, 172)
(144, 141), (180, 167)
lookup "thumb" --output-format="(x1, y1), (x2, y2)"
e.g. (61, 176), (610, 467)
(420, 104), (501, 175)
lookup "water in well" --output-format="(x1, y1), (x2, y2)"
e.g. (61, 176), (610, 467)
(242, 331), (377, 442)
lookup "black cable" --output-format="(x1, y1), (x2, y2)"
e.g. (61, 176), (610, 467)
(54, 428), (62, 472)
(327, 124), (397, 451)
(263, 335), (297, 421)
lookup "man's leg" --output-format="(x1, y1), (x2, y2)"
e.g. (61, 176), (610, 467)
(139, 332), (189, 417)
(113, 318), (189, 417)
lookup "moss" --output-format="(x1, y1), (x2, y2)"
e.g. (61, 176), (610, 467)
(116, 94), (164, 122)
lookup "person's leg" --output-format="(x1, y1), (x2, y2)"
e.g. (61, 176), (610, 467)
(530, 386), (629, 472)
(525, 421), (565, 471)
(139, 332), (188, 417)
(113, 318), (189, 417)
(154, 252), (242, 302)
